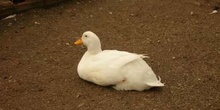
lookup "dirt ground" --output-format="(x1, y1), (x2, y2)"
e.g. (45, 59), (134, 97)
(0, 0), (220, 110)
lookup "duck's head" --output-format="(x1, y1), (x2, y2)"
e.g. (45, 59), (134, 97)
(74, 31), (102, 54)
(74, 31), (100, 46)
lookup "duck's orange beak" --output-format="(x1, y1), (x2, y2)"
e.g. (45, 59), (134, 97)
(74, 38), (83, 45)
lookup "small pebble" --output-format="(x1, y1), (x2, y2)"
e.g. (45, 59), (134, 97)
(78, 103), (84, 107)
(34, 22), (40, 25)
(130, 13), (135, 16)
(7, 23), (12, 26)
(2, 14), (16, 20)
(210, 10), (218, 14)
(76, 94), (81, 98)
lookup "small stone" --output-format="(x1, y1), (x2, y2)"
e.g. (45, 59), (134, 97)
(130, 13), (135, 16)
(2, 14), (16, 20)
(210, 10), (218, 14)
(7, 23), (12, 26)
(76, 94), (81, 98)
(34, 22), (40, 25)
(78, 103), (84, 107)
(66, 42), (70, 45)
(109, 12), (113, 15)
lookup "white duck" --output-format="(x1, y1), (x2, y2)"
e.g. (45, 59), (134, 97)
(74, 31), (164, 91)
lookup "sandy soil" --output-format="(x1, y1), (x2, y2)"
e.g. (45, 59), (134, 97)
(0, 0), (220, 109)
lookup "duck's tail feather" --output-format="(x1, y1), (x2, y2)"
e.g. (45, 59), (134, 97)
(158, 76), (161, 82)
(146, 81), (164, 87)
(146, 76), (165, 87)
(140, 54), (150, 59)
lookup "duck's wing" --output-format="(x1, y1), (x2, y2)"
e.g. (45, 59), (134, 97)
(95, 50), (148, 68)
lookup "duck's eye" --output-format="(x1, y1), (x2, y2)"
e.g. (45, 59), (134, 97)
(85, 35), (88, 37)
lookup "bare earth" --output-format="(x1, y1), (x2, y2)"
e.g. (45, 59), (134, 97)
(0, 0), (220, 110)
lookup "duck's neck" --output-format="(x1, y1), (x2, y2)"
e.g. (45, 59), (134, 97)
(87, 43), (102, 55)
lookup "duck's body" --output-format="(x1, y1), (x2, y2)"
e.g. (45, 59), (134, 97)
(75, 31), (164, 91)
